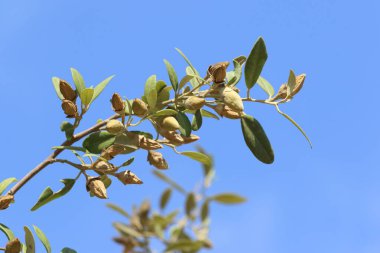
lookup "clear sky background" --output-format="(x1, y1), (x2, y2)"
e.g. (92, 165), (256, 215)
(0, 0), (379, 252)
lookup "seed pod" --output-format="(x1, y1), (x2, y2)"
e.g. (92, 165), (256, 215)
(214, 104), (242, 119)
(205, 61), (230, 83)
(219, 86), (244, 112)
(93, 160), (113, 172)
(182, 134), (200, 144)
(269, 84), (287, 102)
(291, 74), (306, 97)
(61, 100), (78, 118)
(116, 170), (143, 185)
(132, 98), (148, 116)
(0, 195), (14, 210)
(111, 93), (125, 114)
(139, 136), (163, 150)
(101, 144), (126, 160)
(106, 120), (125, 135)
(59, 80), (77, 101)
(5, 238), (21, 253)
(184, 96), (206, 111)
(159, 129), (184, 145)
(147, 151), (168, 169)
(161, 116), (180, 131)
(86, 177), (108, 199)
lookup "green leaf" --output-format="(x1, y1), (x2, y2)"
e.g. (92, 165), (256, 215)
(185, 193), (196, 217)
(113, 222), (142, 238)
(31, 179), (76, 211)
(245, 37), (268, 90)
(118, 157), (135, 168)
(114, 133), (140, 153)
(107, 203), (130, 218)
(60, 121), (74, 141)
(92, 75), (115, 103)
(144, 75), (157, 110)
(210, 193), (246, 204)
(61, 248), (77, 253)
(82, 132), (116, 154)
(178, 75), (195, 91)
(286, 69), (297, 96)
(0, 178), (17, 195)
(191, 109), (202, 131)
(152, 109), (178, 117)
(257, 76), (275, 98)
(24, 226), (35, 253)
(200, 109), (219, 120)
(165, 240), (203, 252)
(70, 68), (86, 94)
(175, 48), (200, 76)
(52, 146), (87, 152)
(33, 225), (51, 253)
(152, 170), (186, 194)
(0, 223), (15, 241)
(180, 151), (212, 167)
(79, 88), (94, 106)
(227, 59), (243, 86)
(200, 201), (209, 222)
(164, 59), (179, 91)
(176, 111), (192, 137)
(52, 77), (64, 100)
(156, 86), (172, 109)
(241, 115), (274, 164)
(186, 66), (201, 88)
(160, 188), (172, 210)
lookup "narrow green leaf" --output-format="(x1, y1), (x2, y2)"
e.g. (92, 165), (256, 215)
(61, 248), (77, 253)
(118, 157), (135, 168)
(82, 132), (116, 154)
(31, 179), (76, 211)
(33, 225), (51, 253)
(24, 226), (35, 253)
(185, 193), (196, 217)
(0, 178), (17, 195)
(70, 68), (85, 94)
(164, 60), (179, 91)
(176, 111), (192, 137)
(160, 188), (172, 210)
(60, 121), (74, 141)
(178, 75), (195, 91)
(52, 77), (64, 100)
(227, 60), (242, 86)
(241, 115), (274, 164)
(144, 75), (157, 110)
(52, 146), (86, 152)
(156, 86), (172, 109)
(165, 240), (203, 252)
(0, 223), (15, 240)
(113, 222), (142, 238)
(92, 75), (115, 102)
(191, 109), (202, 131)
(257, 76), (275, 98)
(175, 48), (200, 76)
(200, 201), (209, 222)
(107, 203), (130, 218)
(286, 69), (297, 96)
(201, 109), (219, 120)
(186, 66), (201, 88)
(180, 151), (212, 167)
(152, 109), (178, 117)
(79, 88), (94, 106)
(210, 193), (246, 204)
(152, 170), (186, 194)
(245, 37), (268, 89)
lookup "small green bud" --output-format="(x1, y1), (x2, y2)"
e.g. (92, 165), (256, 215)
(106, 120), (125, 135)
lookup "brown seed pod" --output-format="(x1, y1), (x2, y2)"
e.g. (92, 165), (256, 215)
(291, 74), (306, 97)
(100, 144), (127, 160)
(147, 151), (168, 169)
(184, 96), (206, 111)
(132, 98), (148, 117)
(86, 177), (108, 199)
(270, 84), (287, 102)
(5, 238), (22, 253)
(116, 170), (143, 185)
(205, 61), (230, 83)
(214, 104), (242, 119)
(161, 116), (180, 131)
(61, 100), (78, 118)
(219, 86), (244, 112)
(139, 136), (163, 150)
(159, 129), (184, 145)
(92, 160), (113, 172)
(0, 195), (14, 210)
(59, 80), (77, 101)
(111, 93), (125, 114)
(182, 134), (200, 144)
(106, 120), (125, 135)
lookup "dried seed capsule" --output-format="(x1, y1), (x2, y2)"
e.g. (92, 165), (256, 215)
(86, 177), (108, 199)
(116, 170), (143, 185)
(270, 84), (287, 102)
(106, 120), (125, 135)
(219, 86), (244, 112)
(132, 98), (148, 116)
(214, 104), (242, 119)
(291, 74), (306, 97)
(139, 136), (163, 150)
(159, 129), (184, 145)
(182, 134), (200, 144)
(147, 151), (168, 169)
(0, 195), (14, 210)
(205, 61), (230, 83)
(59, 80), (77, 101)
(93, 160), (113, 172)
(100, 144), (126, 160)
(61, 100), (78, 118)
(161, 116), (180, 131)
(111, 93), (125, 114)
(184, 96), (206, 111)
(5, 238), (21, 253)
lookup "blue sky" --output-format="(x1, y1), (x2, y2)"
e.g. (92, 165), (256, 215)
(1, 0), (380, 252)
